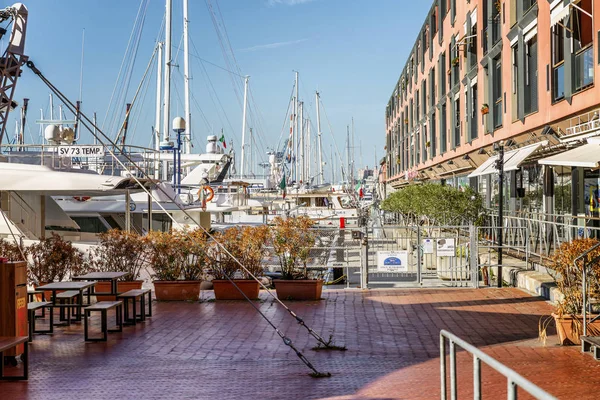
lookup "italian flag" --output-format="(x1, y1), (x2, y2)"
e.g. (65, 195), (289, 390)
(279, 175), (287, 199)
(219, 134), (226, 148)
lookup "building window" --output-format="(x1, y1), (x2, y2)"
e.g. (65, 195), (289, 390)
(470, 83), (478, 141)
(431, 112), (437, 158)
(440, 52), (447, 95)
(468, 22), (478, 70)
(572, 0), (594, 91)
(422, 125), (428, 162)
(441, 104), (447, 153)
(422, 80), (427, 117)
(493, 57), (503, 129)
(454, 97), (460, 148)
(430, 67), (436, 106)
(524, 35), (538, 115)
(415, 90), (420, 122)
(551, 24), (565, 102)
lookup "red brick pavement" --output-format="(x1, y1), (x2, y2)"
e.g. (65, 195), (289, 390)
(0, 288), (596, 400)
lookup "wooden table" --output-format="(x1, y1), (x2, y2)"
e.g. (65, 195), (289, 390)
(72, 272), (130, 296)
(36, 282), (96, 324)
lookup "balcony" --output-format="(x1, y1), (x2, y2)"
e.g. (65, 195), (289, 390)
(575, 46), (594, 92)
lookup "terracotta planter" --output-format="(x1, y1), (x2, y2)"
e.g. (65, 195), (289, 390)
(553, 313), (600, 345)
(274, 279), (323, 301)
(153, 280), (201, 301)
(95, 280), (144, 301)
(213, 280), (260, 300)
(481, 108), (489, 115)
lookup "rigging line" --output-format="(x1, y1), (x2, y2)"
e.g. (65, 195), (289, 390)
(185, 40), (245, 78)
(27, 62), (339, 374)
(275, 86), (296, 153)
(194, 66), (233, 141)
(190, 38), (237, 136)
(126, 58), (155, 146)
(320, 98), (348, 182)
(113, 44), (158, 147)
(101, 0), (149, 131)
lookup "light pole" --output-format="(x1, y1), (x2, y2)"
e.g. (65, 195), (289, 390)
(494, 140), (505, 288)
(172, 117), (186, 194)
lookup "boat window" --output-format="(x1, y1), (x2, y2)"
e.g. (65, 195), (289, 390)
(315, 197), (327, 207)
(71, 217), (109, 234)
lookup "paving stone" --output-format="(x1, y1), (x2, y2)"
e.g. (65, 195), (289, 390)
(0, 288), (595, 399)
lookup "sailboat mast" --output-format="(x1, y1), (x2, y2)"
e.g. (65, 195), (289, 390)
(351, 117), (355, 187)
(315, 91), (323, 185)
(299, 101), (304, 183)
(154, 42), (163, 179)
(163, 0), (173, 180)
(294, 71), (299, 182)
(346, 125), (350, 186)
(330, 144), (334, 184)
(240, 75), (249, 178)
(183, 0), (191, 155)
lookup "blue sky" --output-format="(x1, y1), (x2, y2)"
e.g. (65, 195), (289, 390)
(7, 0), (431, 177)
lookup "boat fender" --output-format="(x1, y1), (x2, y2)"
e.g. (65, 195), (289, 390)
(198, 185), (215, 202)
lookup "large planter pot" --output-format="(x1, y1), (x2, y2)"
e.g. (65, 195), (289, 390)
(274, 279), (323, 301)
(153, 280), (201, 301)
(95, 280), (144, 301)
(213, 280), (260, 300)
(553, 313), (600, 345)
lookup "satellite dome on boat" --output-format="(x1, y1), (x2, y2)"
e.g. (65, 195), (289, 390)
(207, 135), (217, 142)
(172, 116), (186, 133)
(44, 124), (60, 144)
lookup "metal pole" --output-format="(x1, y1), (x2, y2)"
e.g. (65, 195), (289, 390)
(183, 0), (191, 156)
(497, 141), (504, 288)
(155, 42), (163, 179)
(417, 226), (422, 285)
(440, 335), (447, 400)
(19, 98), (28, 147)
(148, 192), (153, 232)
(177, 132), (182, 194)
(584, 259), (588, 336)
(125, 189), (131, 233)
(450, 341), (457, 400)
(473, 356), (481, 400)
(240, 75), (249, 178)
(316, 91), (324, 185)
(361, 229), (369, 289)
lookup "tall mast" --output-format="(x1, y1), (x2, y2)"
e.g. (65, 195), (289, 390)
(351, 117), (355, 187)
(346, 125), (350, 185)
(306, 119), (311, 182)
(331, 144), (335, 184)
(19, 98), (28, 147)
(49, 94), (54, 121)
(183, 0), (191, 155)
(315, 91), (323, 185)
(299, 101), (304, 183)
(163, 0), (172, 146)
(240, 75), (249, 178)
(294, 71), (299, 182)
(155, 42), (163, 179)
(249, 127), (253, 176)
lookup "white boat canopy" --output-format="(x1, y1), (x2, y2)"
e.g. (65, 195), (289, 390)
(468, 141), (548, 178)
(0, 163), (154, 196)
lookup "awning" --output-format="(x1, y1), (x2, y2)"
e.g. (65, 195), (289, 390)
(538, 143), (600, 168)
(468, 141), (548, 178)
(551, 1), (571, 28)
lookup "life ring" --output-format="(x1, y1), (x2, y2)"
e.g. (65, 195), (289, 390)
(198, 185), (214, 202)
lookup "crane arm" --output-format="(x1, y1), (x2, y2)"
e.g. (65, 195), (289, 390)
(0, 3), (28, 148)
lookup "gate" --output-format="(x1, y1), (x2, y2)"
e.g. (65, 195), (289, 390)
(367, 225), (476, 288)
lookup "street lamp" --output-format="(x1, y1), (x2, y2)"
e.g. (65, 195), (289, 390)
(172, 117), (186, 194)
(494, 140), (505, 288)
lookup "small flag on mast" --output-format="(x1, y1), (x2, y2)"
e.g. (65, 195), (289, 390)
(279, 175), (287, 199)
(219, 134), (227, 148)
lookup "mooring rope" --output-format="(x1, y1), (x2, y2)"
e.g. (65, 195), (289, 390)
(26, 61), (341, 376)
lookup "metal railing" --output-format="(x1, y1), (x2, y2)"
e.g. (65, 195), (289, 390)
(440, 330), (557, 400)
(578, 243), (600, 337)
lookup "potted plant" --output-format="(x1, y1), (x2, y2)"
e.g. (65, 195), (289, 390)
(146, 229), (206, 301)
(494, 0), (502, 13)
(26, 233), (88, 299)
(451, 57), (459, 67)
(271, 216), (322, 301)
(481, 104), (489, 115)
(209, 225), (270, 300)
(540, 239), (600, 345)
(88, 229), (147, 300)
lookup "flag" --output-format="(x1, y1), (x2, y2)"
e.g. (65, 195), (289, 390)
(279, 175), (287, 199)
(219, 134), (227, 148)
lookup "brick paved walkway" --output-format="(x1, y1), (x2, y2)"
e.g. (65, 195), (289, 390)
(1, 288), (597, 399)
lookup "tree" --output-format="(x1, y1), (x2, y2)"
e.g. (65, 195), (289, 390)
(380, 183), (486, 225)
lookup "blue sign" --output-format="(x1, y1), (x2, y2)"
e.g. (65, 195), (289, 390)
(383, 257), (402, 266)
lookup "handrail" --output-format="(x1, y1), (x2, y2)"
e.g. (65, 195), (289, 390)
(581, 243), (600, 337)
(440, 330), (557, 400)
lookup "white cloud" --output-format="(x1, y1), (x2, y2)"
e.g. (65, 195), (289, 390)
(238, 38), (309, 52)
(267, 0), (317, 6)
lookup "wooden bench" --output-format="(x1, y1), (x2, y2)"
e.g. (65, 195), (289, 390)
(27, 302), (53, 342)
(56, 290), (81, 324)
(0, 337), (28, 380)
(581, 336), (600, 360)
(28, 290), (47, 319)
(117, 289), (152, 325)
(84, 301), (123, 342)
